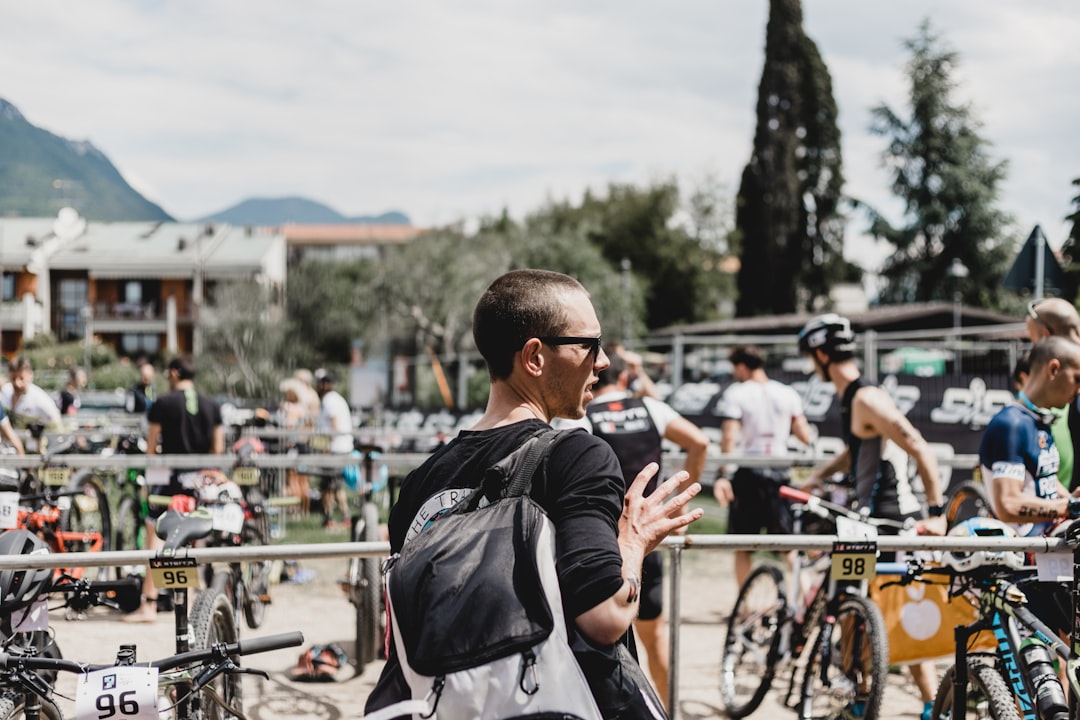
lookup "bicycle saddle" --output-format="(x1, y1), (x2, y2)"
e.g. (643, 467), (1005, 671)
(156, 508), (215, 550)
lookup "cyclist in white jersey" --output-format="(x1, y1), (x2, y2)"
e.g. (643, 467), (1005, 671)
(1, 358), (63, 452)
(712, 346), (813, 585)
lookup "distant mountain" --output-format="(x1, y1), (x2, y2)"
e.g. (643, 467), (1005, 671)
(197, 196), (411, 226)
(0, 97), (173, 222)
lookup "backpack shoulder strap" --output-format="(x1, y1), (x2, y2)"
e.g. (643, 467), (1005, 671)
(502, 427), (563, 498)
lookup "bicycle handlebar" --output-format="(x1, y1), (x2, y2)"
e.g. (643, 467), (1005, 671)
(0, 631), (305, 674)
(778, 485), (909, 530)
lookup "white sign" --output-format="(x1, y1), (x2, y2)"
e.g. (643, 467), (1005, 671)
(75, 665), (159, 720)
(0, 492), (19, 529)
(1034, 552), (1072, 582)
(211, 503), (245, 535)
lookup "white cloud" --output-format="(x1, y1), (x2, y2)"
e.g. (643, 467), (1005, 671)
(1, 0), (1077, 266)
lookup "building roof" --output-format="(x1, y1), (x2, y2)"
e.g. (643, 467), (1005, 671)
(650, 302), (1024, 339)
(0, 215), (286, 283)
(282, 223), (422, 246)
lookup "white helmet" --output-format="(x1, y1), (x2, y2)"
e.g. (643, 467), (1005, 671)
(941, 517), (1026, 572)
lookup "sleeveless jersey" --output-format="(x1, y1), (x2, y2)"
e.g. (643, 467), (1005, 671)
(841, 377), (922, 518)
(586, 394), (663, 495)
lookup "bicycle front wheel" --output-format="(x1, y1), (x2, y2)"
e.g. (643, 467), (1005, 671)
(189, 587), (242, 720)
(241, 495), (272, 630)
(931, 656), (1020, 720)
(113, 493), (147, 579)
(0, 692), (62, 720)
(352, 501), (383, 672)
(60, 473), (112, 580)
(719, 564), (786, 718)
(944, 480), (994, 531)
(798, 594), (887, 720)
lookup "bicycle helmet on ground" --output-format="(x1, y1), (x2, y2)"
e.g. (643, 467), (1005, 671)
(941, 517), (1026, 572)
(797, 314), (856, 357)
(0, 529), (53, 614)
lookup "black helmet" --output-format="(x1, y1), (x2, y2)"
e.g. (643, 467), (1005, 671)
(797, 313), (856, 357)
(0, 529), (53, 614)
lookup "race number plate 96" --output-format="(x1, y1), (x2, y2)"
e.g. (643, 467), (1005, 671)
(75, 665), (158, 720)
(149, 556), (199, 589)
(830, 540), (877, 580)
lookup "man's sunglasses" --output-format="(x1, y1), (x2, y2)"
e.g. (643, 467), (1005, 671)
(538, 336), (602, 359)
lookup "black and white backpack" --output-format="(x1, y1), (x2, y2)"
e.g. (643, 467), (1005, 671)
(364, 428), (602, 720)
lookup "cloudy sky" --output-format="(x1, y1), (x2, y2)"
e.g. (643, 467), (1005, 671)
(2, 1), (1078, 272)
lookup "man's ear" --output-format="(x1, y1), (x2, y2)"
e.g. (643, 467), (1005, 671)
(519, 338), (545, 377)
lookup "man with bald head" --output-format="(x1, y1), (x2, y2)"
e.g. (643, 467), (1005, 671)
(1025, 297), (1080, 489)
(980, 336), (1080, 535)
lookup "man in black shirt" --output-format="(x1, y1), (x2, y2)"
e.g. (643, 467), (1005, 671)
(125, 356), (223, 623)
(366, 269), (703, 717)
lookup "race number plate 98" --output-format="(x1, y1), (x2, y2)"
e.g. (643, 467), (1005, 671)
(232, 466), (259, 486)
(830, 540), (877, 580)
(42, 466), (71, 486)
(149, 557), (199, 589)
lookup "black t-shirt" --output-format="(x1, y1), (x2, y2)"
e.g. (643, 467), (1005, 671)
(58, 390), (79, 415)
(148, 388), (223, 455)
(388, 418), (626, 621)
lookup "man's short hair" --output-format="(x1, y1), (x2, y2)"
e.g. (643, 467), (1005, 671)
(167, 356), (196, 380)
(472, 269), (587, 380)
(729, 345), (765, 371)
(8, 356), (32, 375)
(1029, 336), (1080, 374)
(315, 368), (337, 385)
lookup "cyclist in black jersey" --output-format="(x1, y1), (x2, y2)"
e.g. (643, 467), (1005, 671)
(798, 313), (946, 720)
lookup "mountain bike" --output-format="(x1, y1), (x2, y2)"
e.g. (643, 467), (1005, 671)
(879, 515), (1080, 720)
(151, 472), (272, 635)
(0, 630), (304, 720)
(719, 485), (906, 720)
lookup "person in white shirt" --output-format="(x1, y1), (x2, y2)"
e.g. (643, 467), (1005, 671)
(1, 357), (64, 452)
(712, 345), (813, 585)
(315, 368), (353, 527)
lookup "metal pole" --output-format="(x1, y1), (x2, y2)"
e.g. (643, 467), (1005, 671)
(668, 545), (682, 718)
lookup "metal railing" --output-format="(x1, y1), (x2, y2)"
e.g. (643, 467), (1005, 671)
(0, 533), (1072, 719)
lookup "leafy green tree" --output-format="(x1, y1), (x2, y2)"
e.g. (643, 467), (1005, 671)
(199, 280), (286, 399)
(1060, 177), (1080, 302)
(735, 0), (849, 316)
(860, 20), (1013, 307)
(531, 180), (727, 330)
(284, 257), (382, 369)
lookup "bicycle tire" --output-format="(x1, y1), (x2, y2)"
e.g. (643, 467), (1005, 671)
(352, 501), (383, 671)
(931, 656), (1021, 720)
(0, 692), (62, 720)
(113, 493), (147, 579)
(189, 586), (242, 720)
(798, 594), (887, 720)
(944, 480), (994, 530)
(59, 473), (112, 581)
(242, 501), (272, 630)
(719, 564), (786, 718)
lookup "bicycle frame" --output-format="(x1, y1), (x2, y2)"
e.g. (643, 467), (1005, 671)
(949, 572), (1068, 720)
(17, 501), (105, 580)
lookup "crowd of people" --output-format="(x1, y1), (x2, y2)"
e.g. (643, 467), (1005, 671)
(3, 273), (1079, 718)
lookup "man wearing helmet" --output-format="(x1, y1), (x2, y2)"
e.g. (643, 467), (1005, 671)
(979, 336), (1080, 536)
(798, 313), (947, 719)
